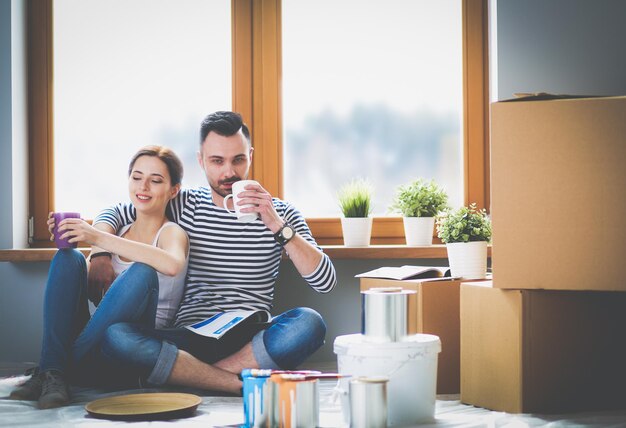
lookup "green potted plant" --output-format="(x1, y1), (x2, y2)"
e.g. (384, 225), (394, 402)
(390, 178), (449, 246)
(337, 178), (373, 247)
(436, 203), (492, 279)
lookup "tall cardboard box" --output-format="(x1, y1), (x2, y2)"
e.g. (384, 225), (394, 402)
(460, 281), (626, 413)
(360, 277), (464, 394)
(491, 95), (626, 291)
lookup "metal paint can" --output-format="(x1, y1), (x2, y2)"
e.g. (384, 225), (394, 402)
(349, 377), (389, 428)
(266, 373), (319, 428)
(242, 369), (272, 427)
(361, 288), (416, 341)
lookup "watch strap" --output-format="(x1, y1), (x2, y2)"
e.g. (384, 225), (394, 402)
(89, 251), (112, 262)
(274, 222), (294, 246)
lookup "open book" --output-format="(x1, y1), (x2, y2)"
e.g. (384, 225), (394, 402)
(355, 265), (452, 281)
(185, 310), (271, 339)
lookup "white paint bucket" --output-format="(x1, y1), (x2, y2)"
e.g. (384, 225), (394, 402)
(334, 333), (441, 426)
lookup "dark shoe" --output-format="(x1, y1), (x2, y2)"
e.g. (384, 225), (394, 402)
(38, 370), (70, 409)
(9, 367), (42, 401)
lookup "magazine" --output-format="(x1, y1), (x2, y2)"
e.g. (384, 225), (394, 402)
(355, 265), (452, 281)
(185, 310), (271, 339)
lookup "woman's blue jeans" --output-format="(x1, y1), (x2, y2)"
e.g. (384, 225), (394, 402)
(40, 249), (159, 378)
(101, 308), (327, 385)
(41, 250), (326, 387)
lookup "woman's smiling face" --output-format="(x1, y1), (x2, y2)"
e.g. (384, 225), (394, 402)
(128, 155), (179, 215)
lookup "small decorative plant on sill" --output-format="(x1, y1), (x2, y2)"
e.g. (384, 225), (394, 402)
(390, 178), (449, 246)
(436, 203), (492, 279)
(338, 178), (373, 218)
(337, 178), (373, 247)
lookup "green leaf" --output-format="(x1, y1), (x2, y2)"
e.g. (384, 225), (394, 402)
(435, 203), (492, 244)
(388, 178), (449, 217)
(337, 178), (373, 217)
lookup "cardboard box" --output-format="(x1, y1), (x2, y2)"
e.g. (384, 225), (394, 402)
(360, 277), (464, 394)
(491, 95), (626, 291)
(460, 281), (626, 413)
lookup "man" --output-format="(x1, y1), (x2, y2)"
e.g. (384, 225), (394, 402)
(89, 111), (336, 394)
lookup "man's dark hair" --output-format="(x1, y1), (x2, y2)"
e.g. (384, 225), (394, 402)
(199, 111), (251, 146)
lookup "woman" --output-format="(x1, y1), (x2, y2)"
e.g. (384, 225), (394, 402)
(9, 145), (189, 409)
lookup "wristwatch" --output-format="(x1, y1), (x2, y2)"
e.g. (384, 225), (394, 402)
(274, 222), (295, 246)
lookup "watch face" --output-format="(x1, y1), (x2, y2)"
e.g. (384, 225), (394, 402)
(282, 226), (294, 239)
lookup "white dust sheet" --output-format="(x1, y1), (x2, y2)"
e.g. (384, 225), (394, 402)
(1, 375), (625, 427)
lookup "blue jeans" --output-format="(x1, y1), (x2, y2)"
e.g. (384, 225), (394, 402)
(101, 307), (327, 385)
(40, 249), (159, 380)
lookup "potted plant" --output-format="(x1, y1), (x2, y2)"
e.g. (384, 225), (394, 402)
(337, 178), (373, 247)
(390, 178), (449, 246)
(436, 203), (492, 279)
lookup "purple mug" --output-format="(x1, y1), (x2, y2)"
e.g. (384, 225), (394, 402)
(53, 212), (81, 249)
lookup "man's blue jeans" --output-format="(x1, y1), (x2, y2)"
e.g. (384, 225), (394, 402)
(41, 250), (326, 387)
(40, 249), (158, 381)
(100, 306), (327, 385)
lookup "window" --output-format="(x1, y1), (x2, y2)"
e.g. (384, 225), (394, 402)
(28, 0), (488, 247)
(282, 0), (463, 217)
(53, 0), (231, 219)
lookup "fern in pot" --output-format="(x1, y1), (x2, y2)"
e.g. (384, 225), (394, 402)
(436, 203), (492, 279)
(337, 178), (373, 247)
(390, 178), (449, 246)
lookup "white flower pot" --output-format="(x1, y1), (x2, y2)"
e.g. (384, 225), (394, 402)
(341, 217), (373, 247)
(402, 217), (435, 246)
(446, 241), (488, 279)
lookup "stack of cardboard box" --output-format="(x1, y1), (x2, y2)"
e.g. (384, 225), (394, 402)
(460, 95), (626, 413)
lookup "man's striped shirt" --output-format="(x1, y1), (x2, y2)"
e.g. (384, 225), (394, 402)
(94, 187), (337, 327)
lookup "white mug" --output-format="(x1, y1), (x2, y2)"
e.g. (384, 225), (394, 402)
(223, 180), (260, 223)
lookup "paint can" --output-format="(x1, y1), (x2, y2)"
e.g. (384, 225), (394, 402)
(242, 369), (272, 427)
(266, 373), (319, 428)
(361, 288), (416, 341)
(349, 376), (389, 428)
(242, 370), (322, 427)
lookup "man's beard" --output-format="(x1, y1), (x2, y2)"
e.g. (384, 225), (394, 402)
(210, 177), (240, 198)
(210, 183), (229, 198)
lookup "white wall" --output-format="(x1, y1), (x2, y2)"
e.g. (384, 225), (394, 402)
(495, 0), (626, 100)
(0, 0), (14, 249)
(11, 0), (28, 249)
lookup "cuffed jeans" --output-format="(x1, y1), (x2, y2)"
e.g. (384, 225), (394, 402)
(41, 250), (326, 388)
(40, 249), (159, 383)
(101, 306), (327, 385)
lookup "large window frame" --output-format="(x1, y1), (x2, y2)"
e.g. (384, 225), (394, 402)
(27, 0), (489, 247)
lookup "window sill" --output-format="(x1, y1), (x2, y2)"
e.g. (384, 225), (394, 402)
(0, 245), (491, 262)
(322, 245), (451, 259)
(0, 248), (91, 262)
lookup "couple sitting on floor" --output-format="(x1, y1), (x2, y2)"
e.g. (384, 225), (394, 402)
(10, 111), (337, 409)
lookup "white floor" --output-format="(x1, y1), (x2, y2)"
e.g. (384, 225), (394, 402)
(2, 372), (626, 428)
